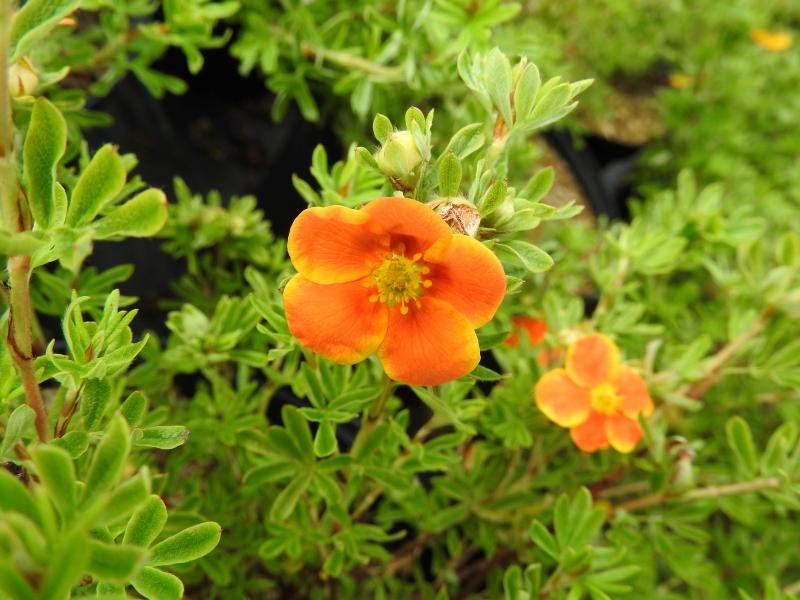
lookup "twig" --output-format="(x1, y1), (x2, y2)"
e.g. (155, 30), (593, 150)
(684, 312), (769, 400)
(0, 2), (49, 441)
(611, 477), (782, 514)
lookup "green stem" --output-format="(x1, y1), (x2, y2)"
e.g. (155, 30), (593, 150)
(351, 375), (395, 456)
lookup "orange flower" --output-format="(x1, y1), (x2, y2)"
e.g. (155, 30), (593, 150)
(505, 316), (548, 348)
(750, 28), (793, 52)
(534, 334), (653, 453)
(505, 316), (562, 365)
(283, 197), (506, 386)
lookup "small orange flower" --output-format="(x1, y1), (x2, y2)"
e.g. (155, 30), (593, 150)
(505, 316), (548, 347)
(284, 197), (506, 386)
(505, 316), (562, 365)
(750, 28), (793, 52)
(534, 334), (653, 453)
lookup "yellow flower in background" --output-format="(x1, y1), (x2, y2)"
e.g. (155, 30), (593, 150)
(750, 28), (793, 52)
(668, 73), (692, 89)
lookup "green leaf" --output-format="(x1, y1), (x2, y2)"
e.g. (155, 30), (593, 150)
(148, 522), (222, 566)
(10, 0), (79, 60)
(513, 62), (541, 123)
(80, 378), (111, 430)
(82, 414), (131, 505)
(87, 540), (147, 583)
(313, 421), (338, 457)
(469, 365), (505, 381)
(131, 567), (184, 600)
(120, 391), (148, 426)
(93, 189), (168, 239)
(281, 405), (314, 462)
(496, 240), (554, 273)
(0, 231), (45, 256)
(38, 529), (90, 600)
(131, 426), (189, 450)
(372, 113), (393, 144)
(726, 416), (759, 476)
(522, 167), (554, 203)
(0, 470), (40, 524)
(31, 445), (76, 518)
(477, 329), (511, 350)
(479, 179), (508, 216)
(0, 404), (35, 455)
(124, 495), (168, 547)
(269, 472), (312, 521)
(23, 97), (67, 228)
(503, 564), (523, 600)
(97, 472), (151, 526)
(0, 564), (35, 600)
(442, 122), (485, 160)
(437, 152), (462, 197)
(66, 144), (126, 226)
(51, 431), (90, 458)
(484, 49), (513, 129)
(529, 521), (558, 559)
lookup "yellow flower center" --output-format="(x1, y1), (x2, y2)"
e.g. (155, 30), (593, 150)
(590, 383), (621, 415)
(369, 253), (432, 314)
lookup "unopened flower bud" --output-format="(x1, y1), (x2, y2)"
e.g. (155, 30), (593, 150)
(8, 57), (38, 98)
(376, 131), (423, 188)
(427, 196), (481, 237)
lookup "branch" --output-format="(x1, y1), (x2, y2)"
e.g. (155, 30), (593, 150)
(611, 477), (782, 514)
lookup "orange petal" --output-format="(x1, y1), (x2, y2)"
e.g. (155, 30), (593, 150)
(362, 197), (452, 256)
(605, 413), (643, 453)
(505, 316), (548, 347)
(534, 368), (591, 428)
(423, 234), (506, 327)
(612, 366), (654, 418)
(570, 412), (609, 452)
(287, 205), (389, 284)
(376, 297), (479, 386)
(283, 275), (387, 364)
(566, 333), (620, 388)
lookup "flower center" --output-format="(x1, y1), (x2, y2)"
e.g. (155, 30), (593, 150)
(590, 383), (621, 415)
(369, 253), (432, 314)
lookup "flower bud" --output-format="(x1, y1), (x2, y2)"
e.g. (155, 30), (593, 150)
(8, 57), (38, 98)
(375, 130), (423, 188)
(427, 197), (481, 237)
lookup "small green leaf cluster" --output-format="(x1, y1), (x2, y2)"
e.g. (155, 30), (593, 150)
(0, 415), (220, 600)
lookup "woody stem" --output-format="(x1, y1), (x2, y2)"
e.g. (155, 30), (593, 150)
(611, 476), (782, 514)
(0, 0), (49, 442)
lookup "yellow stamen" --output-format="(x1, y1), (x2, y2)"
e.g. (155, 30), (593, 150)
(370, 253), (431, 314)
(590, 383), (622, 415)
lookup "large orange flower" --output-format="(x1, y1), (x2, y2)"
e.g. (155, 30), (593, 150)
(283, 197), (506, 386)
(534, 334), (653, 453)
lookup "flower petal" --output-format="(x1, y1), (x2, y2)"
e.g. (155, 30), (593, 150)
(362, 197), (452, 256)
(283, 275), (387, 364)
(534, 368), (591, 428)
(423, 234), (506, 327)
(605, 413), (643, 453)
(570, 411), (609, 452)
(612, 366), (654, 418)
(505, 316), (548, 347)
(376, 297), (479, 386)
(566, 333), (620, 388)
(287, 205), (389, 284)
